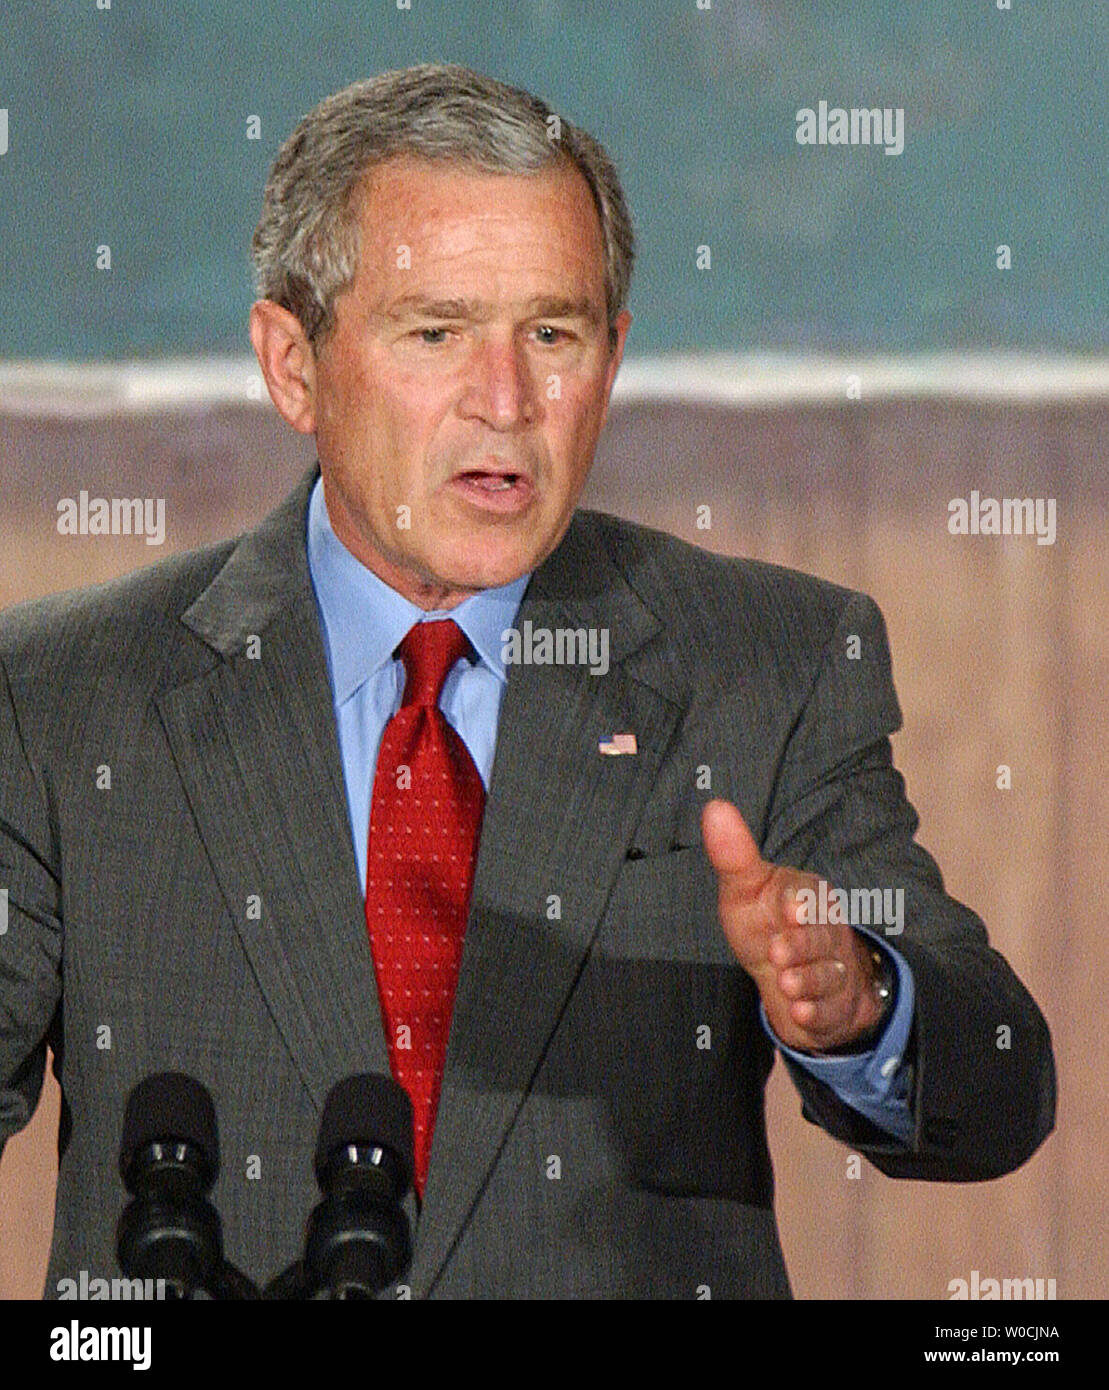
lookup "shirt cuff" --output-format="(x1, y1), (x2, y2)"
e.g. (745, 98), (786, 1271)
(759, 927), (915, 1142)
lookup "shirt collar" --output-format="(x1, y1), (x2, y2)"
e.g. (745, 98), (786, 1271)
(306, 472), (531, 706)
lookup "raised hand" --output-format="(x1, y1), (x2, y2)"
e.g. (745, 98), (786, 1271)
(701, 798), (885, 1053)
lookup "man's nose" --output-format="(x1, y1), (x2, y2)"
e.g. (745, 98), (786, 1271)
(459, 335), (537, 428)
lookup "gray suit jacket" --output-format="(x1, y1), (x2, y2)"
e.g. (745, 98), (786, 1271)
(0, 465), (1055, 1299)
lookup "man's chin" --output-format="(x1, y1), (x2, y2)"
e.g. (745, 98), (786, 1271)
(407, 501), (576, 599)
(434, 555), (536, 595)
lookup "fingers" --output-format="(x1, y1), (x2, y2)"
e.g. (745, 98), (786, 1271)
(771, 903), (858, 1021)
(785, 986), (853, 1037)
(777, 957), (849, 1003)
(765, 882), (868, 1040)
(767, 914), (839, 967)
(703, 800), (875, 1047)
(701, 799), (771, 892)
(777, 931), (878, 1045)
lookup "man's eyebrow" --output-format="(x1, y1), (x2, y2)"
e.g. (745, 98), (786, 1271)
(384, 296), (478, 320)
(523, 295), (603, 324)
(382, 294), (603, 324)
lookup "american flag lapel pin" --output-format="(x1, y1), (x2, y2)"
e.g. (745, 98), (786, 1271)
(599, 732), (638, 756)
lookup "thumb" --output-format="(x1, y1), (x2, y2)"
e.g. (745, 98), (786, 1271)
(701, 799), (771, 894)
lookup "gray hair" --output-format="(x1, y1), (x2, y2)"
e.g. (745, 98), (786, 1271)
(251, 63), (635, 351)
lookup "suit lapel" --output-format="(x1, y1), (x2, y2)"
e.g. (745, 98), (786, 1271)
(155, 469), (691, 1297)
(155, 468), (392, 1112)
(410, 516), (690, 1294)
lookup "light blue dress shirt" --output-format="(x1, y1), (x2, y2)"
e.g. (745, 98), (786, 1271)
(305, 474), (915, 1143)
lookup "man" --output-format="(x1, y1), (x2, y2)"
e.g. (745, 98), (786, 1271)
(0, 64), (1054, 1299)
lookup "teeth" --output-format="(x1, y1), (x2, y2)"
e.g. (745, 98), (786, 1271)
(474, 475), (514, 490)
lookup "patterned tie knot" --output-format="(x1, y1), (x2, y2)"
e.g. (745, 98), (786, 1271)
(397, 619), (472, 709)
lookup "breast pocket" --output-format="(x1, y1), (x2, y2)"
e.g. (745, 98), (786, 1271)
(598, 844), (733, 965)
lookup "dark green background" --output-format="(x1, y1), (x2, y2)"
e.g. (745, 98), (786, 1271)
(1, 0), (1105, 359)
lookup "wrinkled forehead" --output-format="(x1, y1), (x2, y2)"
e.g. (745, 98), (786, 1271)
(351, 154), (600, 240)
(343, 155), (608, 300)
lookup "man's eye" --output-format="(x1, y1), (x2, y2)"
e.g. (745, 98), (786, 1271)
(534, 325), (567, 344)
(417, 327), (450, 344)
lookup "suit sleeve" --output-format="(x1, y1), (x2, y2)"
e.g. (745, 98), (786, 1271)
(760, 590), (1056, 1181)
(0, 652), (62, 1156)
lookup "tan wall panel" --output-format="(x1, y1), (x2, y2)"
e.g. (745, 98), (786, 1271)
(0, 394), (1101, 1298)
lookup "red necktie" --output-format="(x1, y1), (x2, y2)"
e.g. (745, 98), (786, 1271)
(364, 620), (486, 1198)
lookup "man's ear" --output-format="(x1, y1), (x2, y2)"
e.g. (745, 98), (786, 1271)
(249, 300), (319, 435)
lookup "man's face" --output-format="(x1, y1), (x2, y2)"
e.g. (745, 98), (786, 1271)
(307, 156), (630, 608)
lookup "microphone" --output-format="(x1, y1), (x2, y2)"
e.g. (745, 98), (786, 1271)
(265, 1074), (414, 1299)
(116, 1072), (259, 1299)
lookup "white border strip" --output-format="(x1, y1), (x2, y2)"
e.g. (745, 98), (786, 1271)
(1, 354), (1109, 418)
(615, 354), (1109, 405)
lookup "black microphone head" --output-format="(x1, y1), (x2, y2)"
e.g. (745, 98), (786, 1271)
(119, 1072), (219, 1191)
(314, 1074), (414, 1194)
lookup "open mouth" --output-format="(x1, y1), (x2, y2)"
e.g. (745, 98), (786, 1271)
(449, 468), (535, 512)
(456, 471), (521, 491)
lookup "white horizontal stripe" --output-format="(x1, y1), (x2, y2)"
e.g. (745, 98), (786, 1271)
(614, 354), (1109, 405)
(1, 354), (1108, 418)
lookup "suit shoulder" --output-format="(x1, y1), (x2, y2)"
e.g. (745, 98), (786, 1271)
(0, 536), (238, 674)
(575, 508), (882, 651)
